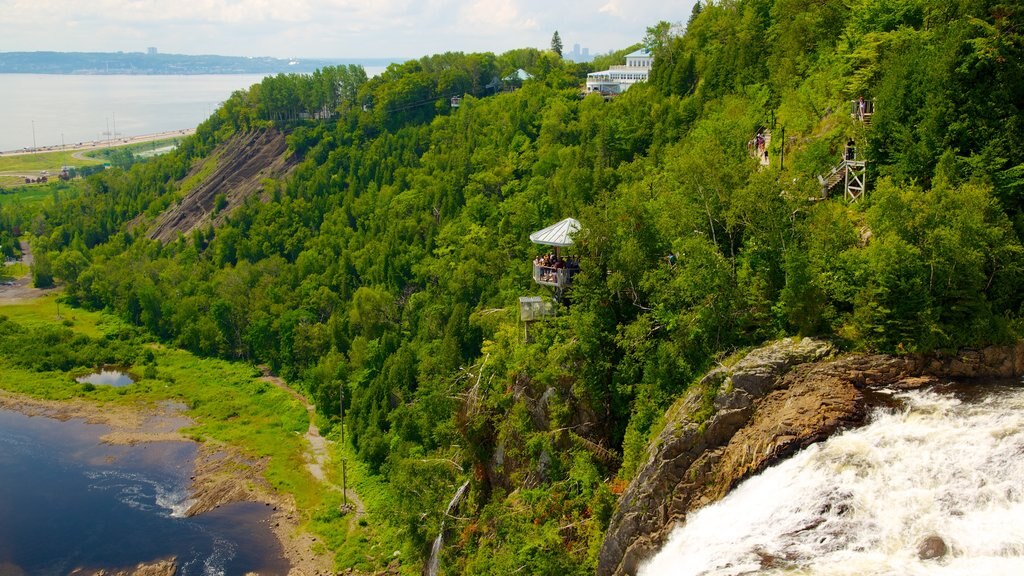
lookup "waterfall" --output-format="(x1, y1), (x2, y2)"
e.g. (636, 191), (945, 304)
(640, 386), (1024, 576)
(425, 481), (470, 576)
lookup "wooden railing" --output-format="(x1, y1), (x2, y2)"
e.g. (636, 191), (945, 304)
(851, 99), (875, 124)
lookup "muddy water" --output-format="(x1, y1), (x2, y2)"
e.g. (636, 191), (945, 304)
(0, 407), (289, 575)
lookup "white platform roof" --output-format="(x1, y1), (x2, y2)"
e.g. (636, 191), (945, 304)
(530, 217), (580, 247)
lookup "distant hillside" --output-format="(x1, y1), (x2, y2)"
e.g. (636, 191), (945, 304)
(0, 51), (397, 75)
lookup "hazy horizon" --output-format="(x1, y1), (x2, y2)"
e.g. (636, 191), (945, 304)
(0, 0), (697, 61)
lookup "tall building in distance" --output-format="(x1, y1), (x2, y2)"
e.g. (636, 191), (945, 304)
(147, 47), (158, 56)
(565, 43), (592, 63)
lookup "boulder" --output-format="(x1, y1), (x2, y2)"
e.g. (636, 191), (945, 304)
(918, 535), (948, 560)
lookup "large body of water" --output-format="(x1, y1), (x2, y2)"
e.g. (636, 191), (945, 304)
(640, 385), (1024, 576)
(0, 74), (266, 152)
(0, 69), (386, 152)
(0, 407), (289, 575)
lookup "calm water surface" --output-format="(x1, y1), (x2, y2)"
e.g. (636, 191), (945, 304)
(0, 74), (267, 152)
(0, 407), (289, 575)
(76, 369), (134, 387)
(0, 69), (386, 152)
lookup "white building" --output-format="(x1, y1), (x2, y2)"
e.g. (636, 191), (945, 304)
(585, 49), (653, 95)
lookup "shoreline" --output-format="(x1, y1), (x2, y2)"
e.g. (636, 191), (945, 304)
(0, 390), (334, 576)
(0, 128), (196, 157)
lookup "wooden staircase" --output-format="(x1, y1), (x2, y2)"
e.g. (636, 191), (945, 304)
(818, 158), (867, 201)
(819, 163), (847, 196)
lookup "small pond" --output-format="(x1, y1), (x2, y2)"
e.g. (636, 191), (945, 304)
(76, 369), (134, 387)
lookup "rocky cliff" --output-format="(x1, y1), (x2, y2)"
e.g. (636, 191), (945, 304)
(597, 338), (1024, 576)
(148, 128), (296, 243)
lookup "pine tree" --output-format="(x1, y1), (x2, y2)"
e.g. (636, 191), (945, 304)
(551, 31), (563, 58)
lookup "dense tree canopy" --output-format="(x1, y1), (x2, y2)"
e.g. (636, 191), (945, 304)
(5, 1), (1024, 572)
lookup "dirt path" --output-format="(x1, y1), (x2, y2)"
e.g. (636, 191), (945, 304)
(0, 240), (61, 304)
(259, 367), (367, 523)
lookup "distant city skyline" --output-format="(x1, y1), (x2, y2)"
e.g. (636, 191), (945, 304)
(0, 0), (697, 60)
(565, 43), (592, 63)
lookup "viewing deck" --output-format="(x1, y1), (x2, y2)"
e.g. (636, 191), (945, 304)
(533, 264), (579, 289)
(851, 99), (875, 124)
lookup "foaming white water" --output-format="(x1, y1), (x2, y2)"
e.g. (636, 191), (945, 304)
(426, 481), (470, 576)
(202, 535), (234, 576)
(86, 469), (192, 517)
(640, 387), (1024, 576)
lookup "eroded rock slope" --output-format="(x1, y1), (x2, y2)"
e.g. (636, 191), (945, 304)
(149, 129), (295, 243)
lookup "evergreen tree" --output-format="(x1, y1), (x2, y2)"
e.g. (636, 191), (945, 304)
(688, 1), (702, 27)
(551, 31), (563, 57)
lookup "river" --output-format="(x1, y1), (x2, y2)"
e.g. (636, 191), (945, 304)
(0, 407), (288, 575)
(640, 385), (1024, 576)
(0, 69), (386, 153)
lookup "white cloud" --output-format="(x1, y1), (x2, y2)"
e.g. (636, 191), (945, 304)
(598, 1), (621, 17)
(0, 0), (697, 58)
(458, 0), (534, 30)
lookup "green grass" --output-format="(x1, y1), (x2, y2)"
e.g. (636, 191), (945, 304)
(0, 184), (57, 208)
(0, 296), (109, 338)
(0, 263), (28, 280)
(177, 153), (219, 197)
(315, 424), (411, 573)
(0, 149), (102, 174)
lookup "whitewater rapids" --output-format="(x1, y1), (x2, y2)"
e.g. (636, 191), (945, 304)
(639, 386), (1024, 576)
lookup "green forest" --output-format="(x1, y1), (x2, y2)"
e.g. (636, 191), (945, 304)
(2, 0), (1023, 572)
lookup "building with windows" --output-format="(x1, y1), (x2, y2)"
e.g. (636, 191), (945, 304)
(585, 49), (653, 95)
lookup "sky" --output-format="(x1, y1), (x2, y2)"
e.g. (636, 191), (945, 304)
(0, 0), (697, 60)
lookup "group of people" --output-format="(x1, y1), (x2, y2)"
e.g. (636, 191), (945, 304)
(750, 132), (769, 164)
(533, 253), (580, 284)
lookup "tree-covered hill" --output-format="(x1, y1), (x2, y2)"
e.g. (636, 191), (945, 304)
(5, 1), (1023, 573)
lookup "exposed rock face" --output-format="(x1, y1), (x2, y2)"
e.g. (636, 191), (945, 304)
(597, 338), (836, 576)
(918, 535), (948, 560)
(148, 129), (296, 243)
(68, 559), (176, 576)
(597, 339), (1024, 576)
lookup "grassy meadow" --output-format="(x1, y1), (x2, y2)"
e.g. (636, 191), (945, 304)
(0, 149), (101, 174)
(0, 185), (55, 207)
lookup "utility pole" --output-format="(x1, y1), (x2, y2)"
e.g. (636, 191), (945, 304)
(339, 383), (345, 444)
(342, 458), (348, 507)
(31, 120), (36, 150)
(779, 126), (785, 171)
